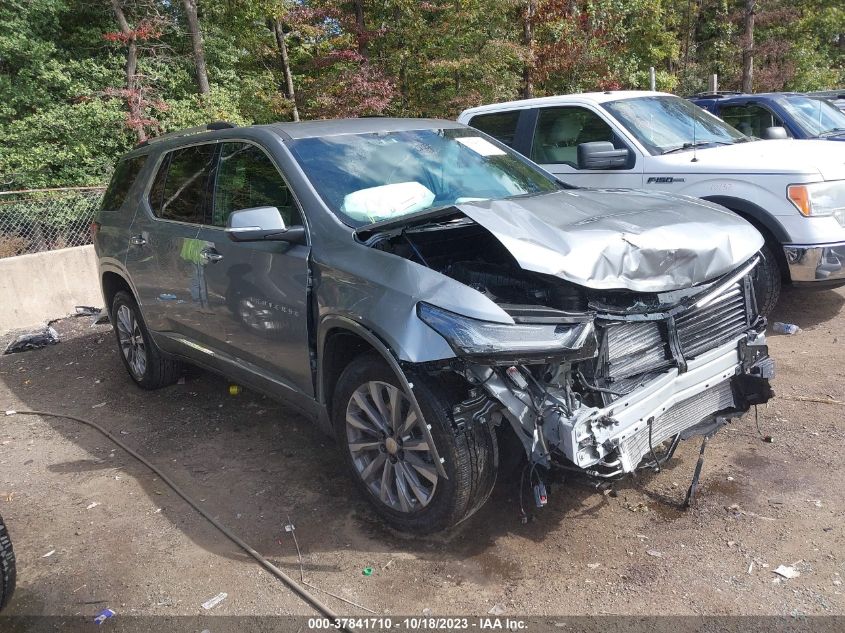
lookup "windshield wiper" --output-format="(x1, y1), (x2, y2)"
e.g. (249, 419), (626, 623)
(661, 140), (733, 155)
(818, 127), (845, 138)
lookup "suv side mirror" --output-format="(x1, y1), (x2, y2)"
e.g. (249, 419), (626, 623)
(226, 206), (306, 244)
(762, 126), (788, 140)
(577, 142), (629, 170)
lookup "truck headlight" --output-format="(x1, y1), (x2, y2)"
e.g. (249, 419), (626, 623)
(417, 302), (596, 362)
(787, 181), (845, 225)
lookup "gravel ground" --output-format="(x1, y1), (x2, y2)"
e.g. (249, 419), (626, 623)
(0, 285), (843, 621)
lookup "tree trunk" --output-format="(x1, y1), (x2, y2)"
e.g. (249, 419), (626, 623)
(109, 0), (145, 142)
(741, 0), (755, 93)
(522, 0), (536, 99)
(271, 19), (300, 122)
(182, 0), (210, 94)
(353, 0), (367, 58)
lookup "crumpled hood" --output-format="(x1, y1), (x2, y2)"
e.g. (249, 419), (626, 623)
(455, 189), (764, 292)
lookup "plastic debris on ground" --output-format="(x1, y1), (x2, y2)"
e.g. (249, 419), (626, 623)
(4, 326), (59, 354)
(201, 592), (228, 610)
(75, 305), (109, 325)
(362, 566), (373, 576)
(488, 604), (506, 616)
(94, 609), (116, 625)
(42, 549), (56, 558)
(772, 322), (800, 335)
(773, 565), (800, 579)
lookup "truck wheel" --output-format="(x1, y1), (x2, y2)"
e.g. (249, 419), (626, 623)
(333, 352), (498, 533)
(752, 244), (781, 317)
(111, 290), (182, 389)
(0, 514), (16, 611)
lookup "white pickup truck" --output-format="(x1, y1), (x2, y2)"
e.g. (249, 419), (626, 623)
(458, 91), (845, 314)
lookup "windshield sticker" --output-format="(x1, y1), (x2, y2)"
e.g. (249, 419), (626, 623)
(456, 136), (507, 156)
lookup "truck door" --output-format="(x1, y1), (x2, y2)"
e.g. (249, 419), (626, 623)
(527, 106), (643, 188)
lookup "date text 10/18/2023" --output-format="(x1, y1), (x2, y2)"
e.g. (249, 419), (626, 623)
(308, 618), (529, 630)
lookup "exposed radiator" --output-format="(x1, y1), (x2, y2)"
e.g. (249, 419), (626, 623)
(676, 282), (748, 358)
(616, 380), (736, 471)
(602, 281), (750, 384)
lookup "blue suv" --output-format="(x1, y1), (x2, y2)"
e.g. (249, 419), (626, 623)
(690, 92), (845, 142)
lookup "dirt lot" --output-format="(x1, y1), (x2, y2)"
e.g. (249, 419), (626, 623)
(0, 286), (843, 621)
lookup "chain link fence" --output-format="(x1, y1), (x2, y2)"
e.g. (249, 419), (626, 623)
(0, 187), (105, 259)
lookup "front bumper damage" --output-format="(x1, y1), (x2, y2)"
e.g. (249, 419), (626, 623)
(445, 261), (775, 479)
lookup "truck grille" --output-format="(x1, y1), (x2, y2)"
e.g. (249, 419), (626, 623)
(602, 281), (750, 383)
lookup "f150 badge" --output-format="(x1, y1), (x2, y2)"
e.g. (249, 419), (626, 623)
(647, 176), (686, 184)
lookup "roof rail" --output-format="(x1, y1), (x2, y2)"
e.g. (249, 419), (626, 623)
(689, 90), (744, 99)
(134, 121), (238, 149)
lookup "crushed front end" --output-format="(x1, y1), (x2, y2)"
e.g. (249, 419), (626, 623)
(417, 256), (774, 479)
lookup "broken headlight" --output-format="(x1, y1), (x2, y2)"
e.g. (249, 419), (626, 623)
(417, 302), (596, 362)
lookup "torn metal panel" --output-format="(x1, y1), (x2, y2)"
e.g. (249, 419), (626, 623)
(454, 189), (764, 292)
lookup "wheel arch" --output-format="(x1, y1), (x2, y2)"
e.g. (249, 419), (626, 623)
(701, 195), (790, 280)
(101, 270), (134, 317)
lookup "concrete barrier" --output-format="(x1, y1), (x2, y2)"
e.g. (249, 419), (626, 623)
(0, 245), (102, 333)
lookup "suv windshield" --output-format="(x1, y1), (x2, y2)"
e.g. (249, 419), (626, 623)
(603, 95), (748, 155)
(289, 128), (559, 226)
(780, 96), (845, 137)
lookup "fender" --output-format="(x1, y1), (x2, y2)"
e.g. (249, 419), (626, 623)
(316, 314), (448, 478)
(701, 195), (791, 244)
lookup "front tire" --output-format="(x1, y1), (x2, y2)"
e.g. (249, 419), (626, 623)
(0, 514), (16, 611)
(753, 244), (781, 317)
(111, 290), (182, 389)
(332, 352), (498, 533)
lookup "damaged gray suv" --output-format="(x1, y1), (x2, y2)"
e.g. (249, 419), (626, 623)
(94, 118), (774, 533)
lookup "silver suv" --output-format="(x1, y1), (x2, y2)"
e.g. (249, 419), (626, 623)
(94, 118), (774, 533)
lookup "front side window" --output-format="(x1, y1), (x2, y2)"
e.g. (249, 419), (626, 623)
(150, 144), (216, 224)
(531, 107), (620, 166)
(719, 104), (786, 137)
(779, 96), (845, 137)
(468, 111), (521, 147)
(211, 142), (302, 228)
(289, 128), (559, 227)
(101, 155), (147, 212)
(603, 95), (748, 155)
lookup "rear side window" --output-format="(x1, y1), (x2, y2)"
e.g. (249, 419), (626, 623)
(211, 142), (302, 228)
(468, 112), (520, 147)
(150, 144), (216, 224)
(719, 104), (785, 137)
(101, 155), (147, 212)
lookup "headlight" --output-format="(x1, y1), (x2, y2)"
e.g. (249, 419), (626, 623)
(417, 302), (596, 362)
(787, 181), (845, 225)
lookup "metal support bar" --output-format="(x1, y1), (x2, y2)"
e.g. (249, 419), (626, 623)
(683, 434), (710, 508)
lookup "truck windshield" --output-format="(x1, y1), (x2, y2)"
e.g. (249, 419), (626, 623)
(289, 128), (559, 227)
(780, 96), (845, 137)
(603, 95), (749, 155)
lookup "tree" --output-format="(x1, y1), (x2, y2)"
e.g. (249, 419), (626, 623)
(741, 0), (755, 92)
(182, 0), (211, 94)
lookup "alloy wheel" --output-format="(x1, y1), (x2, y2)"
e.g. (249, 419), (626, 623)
(116, 304), (147, 380)
(345, 381), (438, 513)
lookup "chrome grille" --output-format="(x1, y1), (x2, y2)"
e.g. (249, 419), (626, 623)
(605, 322), (671, 380)
(676, 282), (748, 358)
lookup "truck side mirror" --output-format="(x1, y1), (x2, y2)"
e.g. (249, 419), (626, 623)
(577, 142), (630, 170)
(762, 126), (788, 140)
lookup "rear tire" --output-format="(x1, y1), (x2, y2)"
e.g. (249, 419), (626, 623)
(111, 290), (182, 389)
(332, 352), (498, 533)
(0, 514), (16, 611)
(752, 244), (781, 317)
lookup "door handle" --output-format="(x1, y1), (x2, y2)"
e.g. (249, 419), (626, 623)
(129, 234), (146, 246)
(200, 248), (224, 264)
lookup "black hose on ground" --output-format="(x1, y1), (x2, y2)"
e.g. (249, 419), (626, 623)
(5, 409), (345, 623)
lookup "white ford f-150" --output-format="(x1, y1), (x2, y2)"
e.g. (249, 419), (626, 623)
(459, 91), (845, 314)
